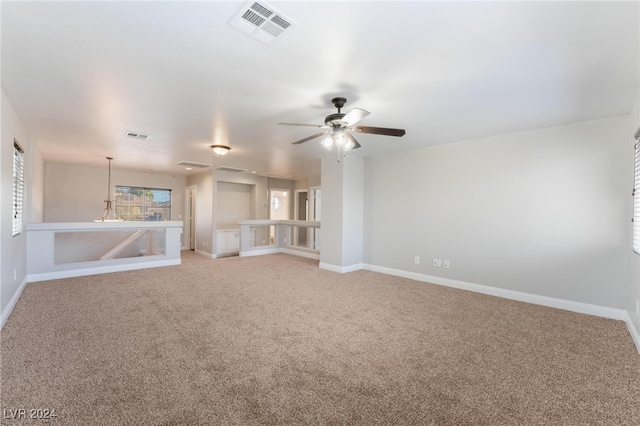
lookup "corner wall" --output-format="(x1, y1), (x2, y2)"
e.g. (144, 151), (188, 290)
(1, 88), (44, 327)
(629, 98), (640, 340)
(364, 115), (632, 310)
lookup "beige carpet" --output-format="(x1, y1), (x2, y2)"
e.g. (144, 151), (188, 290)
(1, 251), (639, 425)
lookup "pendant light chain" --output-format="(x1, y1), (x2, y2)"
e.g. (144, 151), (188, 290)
(106, 157), (112, 202)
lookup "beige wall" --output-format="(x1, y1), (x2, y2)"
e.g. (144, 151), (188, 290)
(216, 182), (252, 229)
(44, 163), (186, 223)
(629, 98), (640, 333)
(364, 115), (632, 309)
(187, 170), (214, 254)
(1, 89), (44, 319)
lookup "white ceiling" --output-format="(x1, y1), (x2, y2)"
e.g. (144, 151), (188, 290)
(2, 1), (638, 180)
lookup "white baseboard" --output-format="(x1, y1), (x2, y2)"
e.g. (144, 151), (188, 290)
(195, 249), (216, 259)
(240, 248), (280, 257)
(319, 262), (364, 273)
(280, 248), (320, 260)
(363, 264), (627, 321)
(625, 313), (640, 354)
(0, 277), (28, 331)
(28, 259), (181, 283)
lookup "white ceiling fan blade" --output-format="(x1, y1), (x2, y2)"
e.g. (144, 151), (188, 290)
(341, 108), (370, 126)
(292, 131), (330, 145)
(346, 133), (361, 150)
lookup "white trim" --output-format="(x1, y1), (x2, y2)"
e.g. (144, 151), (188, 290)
(319, 262), (364, 274)
(240, 247), (320, 260)
(293, 188), (308, 221)
(195, 249), (216, 259)
(27, 221), (184, 231)
(0, 277), (28, 330)
(363, 264), (627, 321)
(28, 259), (181, 282)
(280, 248), (320, 260)
(625, 312), (640, 354)
(240, 248), (280, 257)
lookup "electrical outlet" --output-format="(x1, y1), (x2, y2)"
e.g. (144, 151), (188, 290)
(13, 269), (17, 280)
(433, 259), (441, 267)
(636, 299), (639, 315)
(415, 256), (420, 265)
(443, 260), (450, 268)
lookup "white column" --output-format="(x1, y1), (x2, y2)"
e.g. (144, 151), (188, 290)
(319, 155), (364, 272)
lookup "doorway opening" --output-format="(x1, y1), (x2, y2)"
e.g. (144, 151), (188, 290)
(269, 189), (290, 244)
(187, 187), (197, 250)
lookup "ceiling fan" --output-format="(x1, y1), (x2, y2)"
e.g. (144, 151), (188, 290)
(278, 97), (406, 152)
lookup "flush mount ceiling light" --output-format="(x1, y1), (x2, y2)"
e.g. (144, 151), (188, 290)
(211, 145), (231, 156)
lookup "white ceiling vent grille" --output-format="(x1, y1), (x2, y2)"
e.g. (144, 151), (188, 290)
(216, 166), (247, 173)
(230, 1), (296, 45)
(125, 131), (150, 140)
(177, 161), (211, 168)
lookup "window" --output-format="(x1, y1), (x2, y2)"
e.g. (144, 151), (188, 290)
(115, 186), (171, 221)
(633, 127), (640, 253)
(12, 140), (24, 236)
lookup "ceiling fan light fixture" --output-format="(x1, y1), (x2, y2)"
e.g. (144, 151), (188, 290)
(321, 137), (333, 150)
(343, 138), (356, 151)
(281, 97), (405, 152)
(333, 132), (347, 148)
(211, 145), (231, 156)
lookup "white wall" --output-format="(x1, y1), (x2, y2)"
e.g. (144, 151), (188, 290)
(364, 115), (632, 309)
(45, 163), (187, 222)
(187, 170), (214, 255)
(343, 157), (364, 267)
(629, 98), (640, 334)
(320, 156), (364, 270)
(320, 157), (344, 267)
(1, 88), (44, 324)
(29, 144), (45, 222)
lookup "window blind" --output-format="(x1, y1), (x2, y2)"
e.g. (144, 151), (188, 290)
(633, 127), (640, 254)
(13, 140), (24, 236)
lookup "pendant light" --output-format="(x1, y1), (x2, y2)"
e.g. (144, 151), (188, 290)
(95, 157), (122, 222)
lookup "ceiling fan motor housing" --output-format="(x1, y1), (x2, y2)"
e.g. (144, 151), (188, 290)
(324, 97), (349, 125)
(331, 97), (347, 110)
(325, 113), (346, 125)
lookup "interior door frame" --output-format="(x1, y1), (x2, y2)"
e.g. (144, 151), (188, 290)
(186, 185), (197, 250)
(293, 189), (308, 247)
(309, 186), (321, 249)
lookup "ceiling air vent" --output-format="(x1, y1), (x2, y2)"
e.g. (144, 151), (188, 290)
(177, 161), (211, 168)
(216, 166), (247, 173)
(230, 1), (296, 45)
(125, 131), (150, 140)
